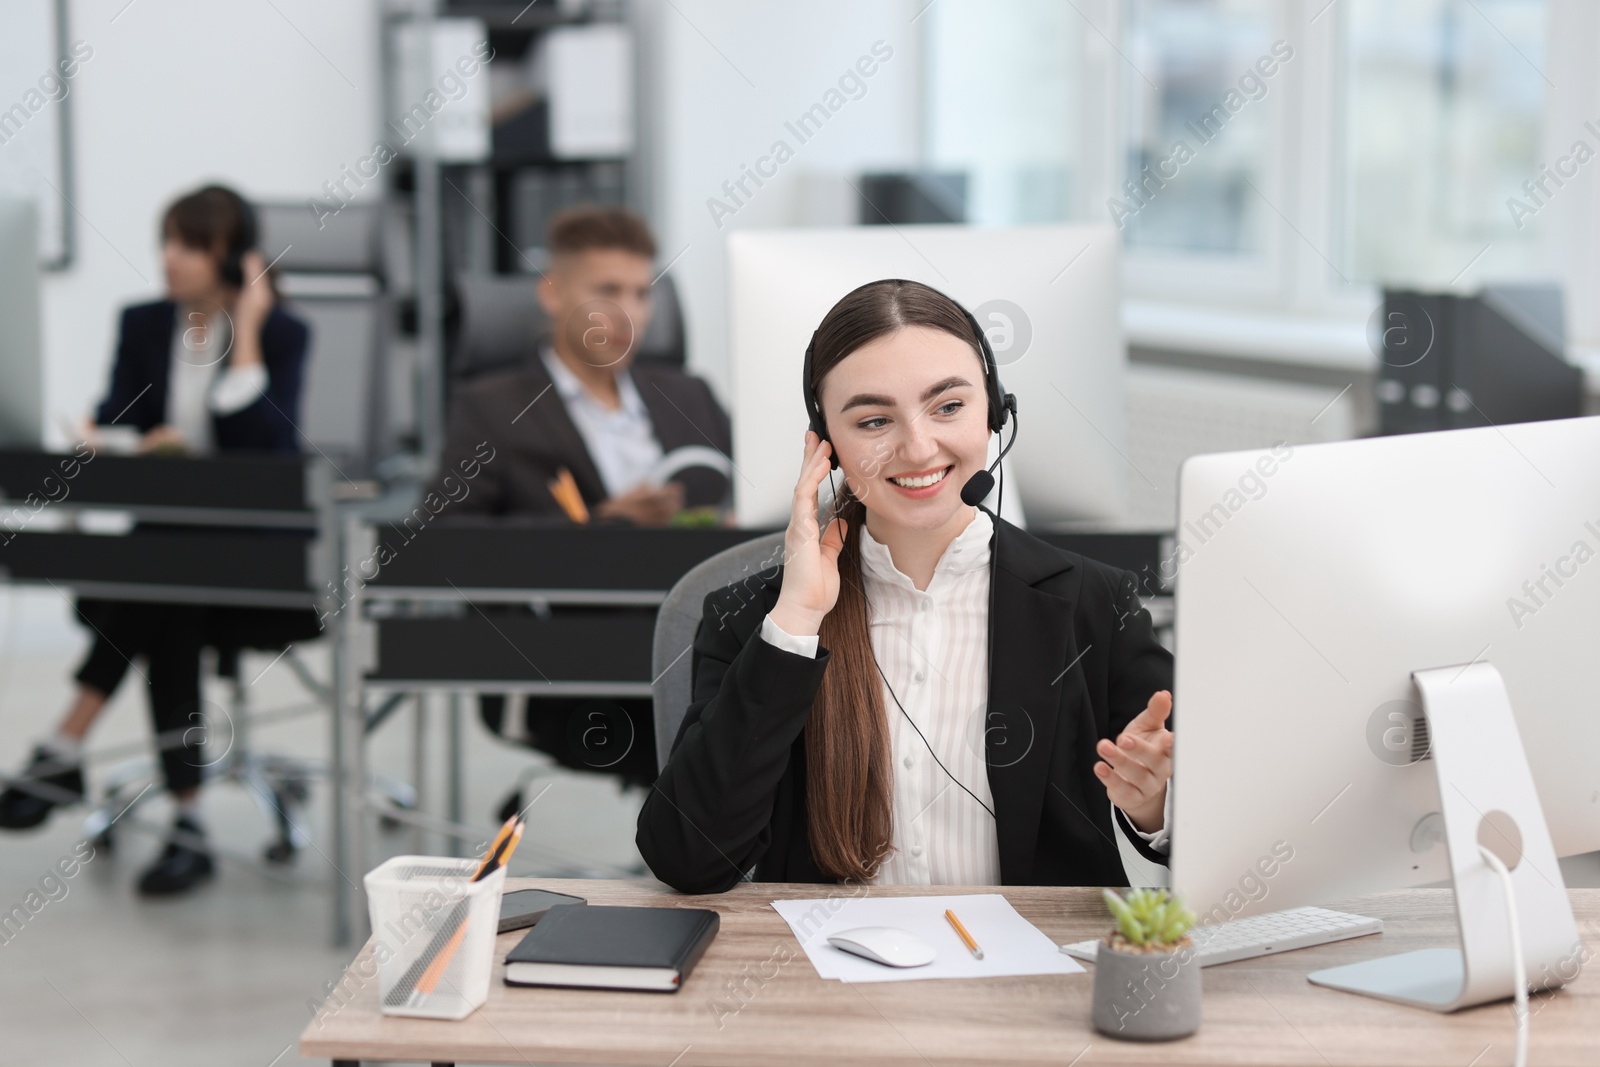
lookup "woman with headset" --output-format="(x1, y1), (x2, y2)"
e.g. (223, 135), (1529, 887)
(0, 184), (310, 896)
(637, 279), (1173, 893)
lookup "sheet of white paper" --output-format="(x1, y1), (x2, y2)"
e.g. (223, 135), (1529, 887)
(771, 893), (1086, 983)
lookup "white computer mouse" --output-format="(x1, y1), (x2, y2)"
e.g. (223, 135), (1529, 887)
(826, 926), (937, 967)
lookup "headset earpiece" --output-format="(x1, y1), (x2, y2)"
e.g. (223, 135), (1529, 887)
(957, 304), (1010, 434)
(218, 193), (259, 289)
(802, 333), (840, 471)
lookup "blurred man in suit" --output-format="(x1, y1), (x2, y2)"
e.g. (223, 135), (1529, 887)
(432, 205), (734, 799)
(435, 204), (731, 523)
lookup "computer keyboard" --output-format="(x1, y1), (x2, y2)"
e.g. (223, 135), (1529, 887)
(1059, 906), (1382, 967)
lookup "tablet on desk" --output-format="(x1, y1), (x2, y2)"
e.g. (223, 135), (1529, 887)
(498, 888), (586, 933)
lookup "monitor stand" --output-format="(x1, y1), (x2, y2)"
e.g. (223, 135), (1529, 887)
(1307, 662), (1582, 1011)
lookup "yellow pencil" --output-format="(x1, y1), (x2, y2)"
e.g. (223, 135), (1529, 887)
(548, 470), (573, 518)
(548, 467), (590, 523)
(409, 818), (526, 1004)
(945, 908), (983, 960)
(489, 821), (525, 876)
(474, 815), (518, 880)
(413, 916), (470, 998)
(560, 468), (589, 523)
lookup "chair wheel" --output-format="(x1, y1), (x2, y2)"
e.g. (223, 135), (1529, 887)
(263, 840), (298, 864)
(91, 828), (115, 853)
(378, 814), (403, 833)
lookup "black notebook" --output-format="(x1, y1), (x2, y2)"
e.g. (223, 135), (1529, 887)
(503, 904), (720, 992)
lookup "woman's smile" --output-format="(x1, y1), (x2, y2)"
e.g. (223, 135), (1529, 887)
(887, 463), (954, 497)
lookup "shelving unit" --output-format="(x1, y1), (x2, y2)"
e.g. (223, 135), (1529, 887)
(375, 0), (637, 469)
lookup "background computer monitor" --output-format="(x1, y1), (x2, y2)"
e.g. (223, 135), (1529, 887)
(0, 197), (43, 448)
(1171, 416), (1600, 920)
(727, 224), (1128, 529)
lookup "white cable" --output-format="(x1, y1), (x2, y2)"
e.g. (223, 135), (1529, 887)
(1478, 844), (1527, 1067)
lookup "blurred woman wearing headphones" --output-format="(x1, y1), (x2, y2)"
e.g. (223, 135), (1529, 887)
(0, 184), (310, 896)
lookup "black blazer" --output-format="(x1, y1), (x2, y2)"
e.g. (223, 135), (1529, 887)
(94, 299), (310, 454)
(433, 354), (733, 518)
(636, 509), (1175, 894)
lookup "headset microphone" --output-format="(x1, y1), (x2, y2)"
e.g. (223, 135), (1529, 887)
(959, 396), (1019, 506)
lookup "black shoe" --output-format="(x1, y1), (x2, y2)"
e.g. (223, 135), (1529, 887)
(136, 815), (215, 896)
(0, 746), (85, 830)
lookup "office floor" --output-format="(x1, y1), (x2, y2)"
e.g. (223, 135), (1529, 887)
(0, 586), (648, 1067)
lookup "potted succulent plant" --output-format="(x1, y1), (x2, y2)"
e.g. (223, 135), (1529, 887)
(1090, 888), (1201, 1041)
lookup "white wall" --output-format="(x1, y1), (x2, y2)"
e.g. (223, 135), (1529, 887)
(635, 0), (925, 405)
(41, 1), (924, 436)
(41, 0), (381, 443)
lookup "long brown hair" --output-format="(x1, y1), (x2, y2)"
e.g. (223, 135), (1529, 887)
(804, 279), (987, 882)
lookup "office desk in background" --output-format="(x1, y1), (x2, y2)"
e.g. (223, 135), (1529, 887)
(301, 880), (1600, 1067)
(353, 521), (782, 694)
(328, 520), (786, 942)
(0, 449), (335, 606)
(347, 521), (1171, 697)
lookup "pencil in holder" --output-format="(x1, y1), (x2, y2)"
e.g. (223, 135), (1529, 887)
(364, 855), (507, 1019)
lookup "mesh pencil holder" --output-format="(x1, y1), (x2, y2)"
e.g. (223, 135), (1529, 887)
(364, 855), (506, 1019)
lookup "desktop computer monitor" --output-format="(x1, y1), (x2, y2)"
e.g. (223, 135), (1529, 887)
(727, 224), (1129, 528)
(0, 198), (43, 448)
(1170, 415), (1600, 1009)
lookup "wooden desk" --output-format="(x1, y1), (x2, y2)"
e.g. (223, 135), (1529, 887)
(300, 880), (1600, 1066)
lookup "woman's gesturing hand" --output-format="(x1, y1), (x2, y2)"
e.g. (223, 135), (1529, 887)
(1094, 690), (1173, 833)
(767, 429), (849, 638)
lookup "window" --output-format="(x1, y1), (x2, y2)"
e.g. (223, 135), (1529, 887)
(922, 0), (1085, 224)
(1119, 0), (1278, 256)
(1339, 0), (1549, 287)
(919, 0), (1589, 340)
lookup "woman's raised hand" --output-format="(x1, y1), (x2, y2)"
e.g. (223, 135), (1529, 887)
(1095, 690), (1174, 833)
(233, 250), (275, 331)
(767, 429), (848, 638)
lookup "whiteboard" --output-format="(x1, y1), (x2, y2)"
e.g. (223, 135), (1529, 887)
(0, 0), (73, 267)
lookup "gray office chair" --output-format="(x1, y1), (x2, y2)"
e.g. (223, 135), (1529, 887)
(256, 202), (396, 474)
(650, 532), (786, 774)
(638, 271), (688, 367)
(450, 270), (688, 381)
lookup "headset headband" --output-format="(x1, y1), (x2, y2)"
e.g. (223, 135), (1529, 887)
(802, 282), (1011, 469)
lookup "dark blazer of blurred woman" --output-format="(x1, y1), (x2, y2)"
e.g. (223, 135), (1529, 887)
(97, 201), (306, 451)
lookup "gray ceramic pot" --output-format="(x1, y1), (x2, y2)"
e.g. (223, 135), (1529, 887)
(1090, 937), (1202, 1041)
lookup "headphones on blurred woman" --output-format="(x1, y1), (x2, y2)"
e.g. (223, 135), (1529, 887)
(218, 192), (260, 290)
